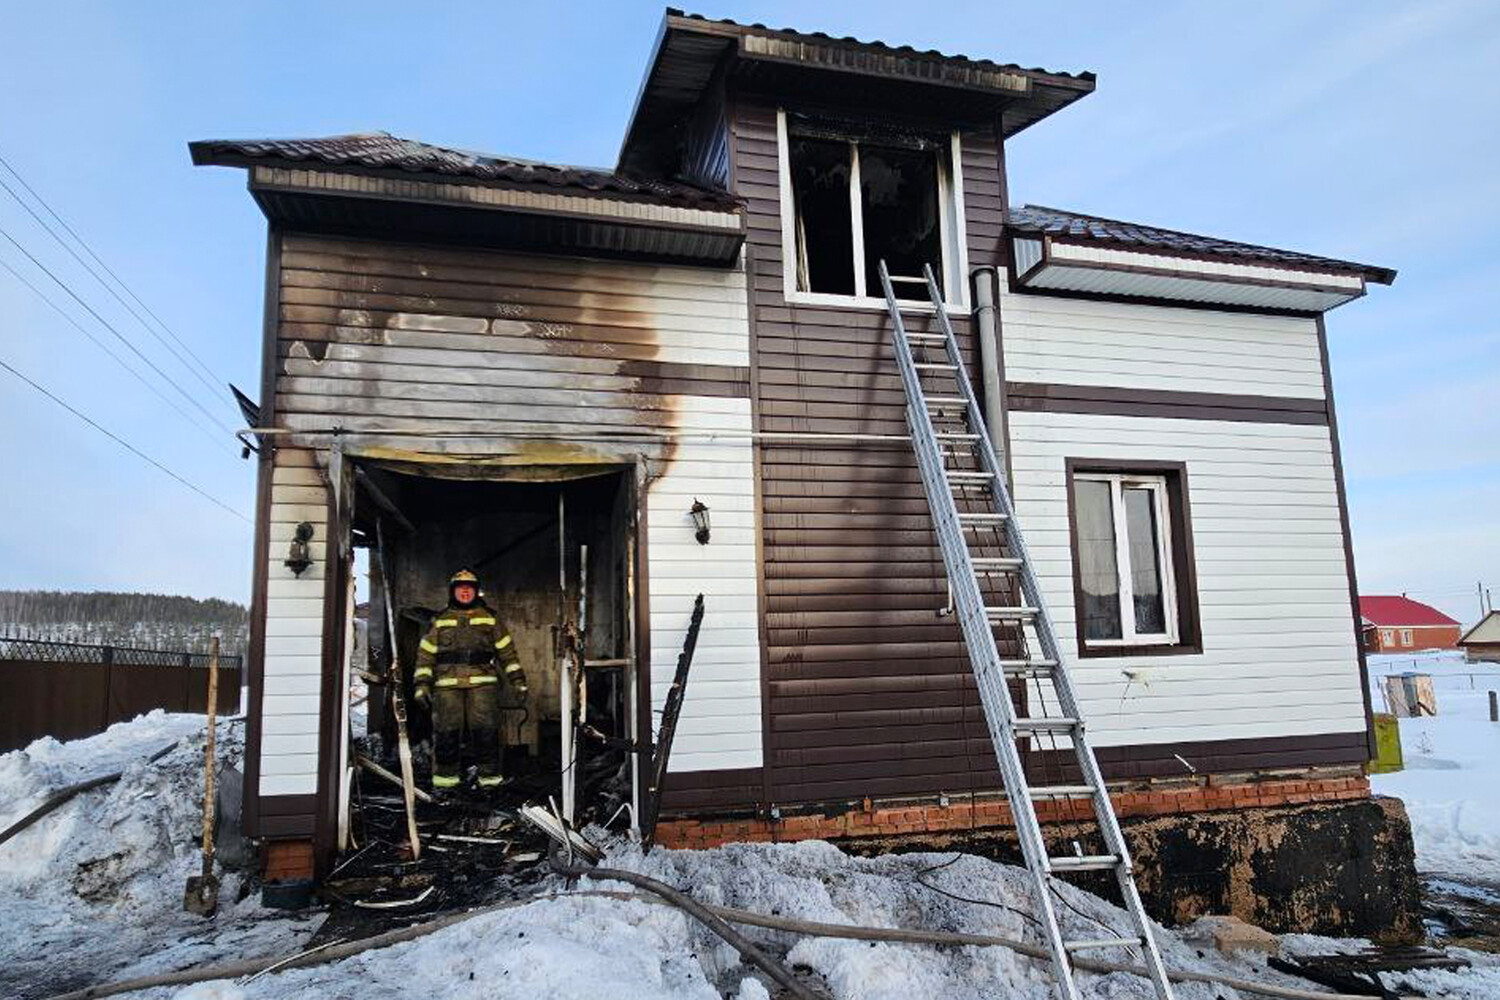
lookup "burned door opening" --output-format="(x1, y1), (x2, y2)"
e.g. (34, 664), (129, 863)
(355, 464), (638, 829)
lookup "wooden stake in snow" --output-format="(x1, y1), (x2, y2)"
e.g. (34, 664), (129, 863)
(377, 521), (422, 860)
(183, 636), (221, 916)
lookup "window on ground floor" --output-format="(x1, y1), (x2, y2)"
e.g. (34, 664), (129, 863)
(1067, 462), (1201, 657)
(1381, 629), (1395, 647)
(1401, 628), (1413, 646)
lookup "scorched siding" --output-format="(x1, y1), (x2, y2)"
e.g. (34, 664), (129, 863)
(259, 232), (764, 795)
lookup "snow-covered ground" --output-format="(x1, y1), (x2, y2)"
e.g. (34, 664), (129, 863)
(0, 712), (316, 999)
(1368, 649), (1500, 883)
(6, 710), (1500, 999)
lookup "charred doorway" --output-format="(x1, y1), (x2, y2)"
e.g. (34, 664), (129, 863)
(354, 464), (638, 831)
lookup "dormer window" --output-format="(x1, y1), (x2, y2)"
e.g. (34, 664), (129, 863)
(776, 111), (967, 309)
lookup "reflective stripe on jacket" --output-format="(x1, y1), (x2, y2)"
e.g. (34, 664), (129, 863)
(413, 603), (522, 689)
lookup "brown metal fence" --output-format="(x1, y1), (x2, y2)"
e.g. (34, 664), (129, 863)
(0, 637), (242, 753)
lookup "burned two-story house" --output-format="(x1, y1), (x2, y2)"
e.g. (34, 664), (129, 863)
(193, 10), (1412, 936)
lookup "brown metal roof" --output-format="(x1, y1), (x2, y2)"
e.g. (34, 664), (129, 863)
(664, 9), (1096, 88)
(188, 132), (740, 211)
(619, 9), (1096, 178)
(1009, 205), (1397, 285)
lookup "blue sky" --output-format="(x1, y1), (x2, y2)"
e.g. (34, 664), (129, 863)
(1, 2), (1496, 623)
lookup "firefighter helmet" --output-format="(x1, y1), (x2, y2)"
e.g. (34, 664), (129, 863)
(448, 569), (481, 606)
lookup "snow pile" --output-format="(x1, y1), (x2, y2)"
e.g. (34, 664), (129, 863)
(1368, 651), (1500, 881)
(618, 841), (1242, 1000)
(204, 840), (1294, 1000)
(0, 712), (312, 1000)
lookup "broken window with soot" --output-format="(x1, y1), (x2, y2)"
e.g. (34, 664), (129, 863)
(786, 123), (952, 302)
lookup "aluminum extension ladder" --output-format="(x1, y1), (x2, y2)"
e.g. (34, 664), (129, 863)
(878, 261), (1175, 1000)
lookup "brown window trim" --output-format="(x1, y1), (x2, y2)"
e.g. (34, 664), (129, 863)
(1064, 458), (1202, 659)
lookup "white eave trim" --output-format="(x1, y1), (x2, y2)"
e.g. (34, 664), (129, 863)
(1011, 235), (1367, 313)
(249, 165), (744, 232)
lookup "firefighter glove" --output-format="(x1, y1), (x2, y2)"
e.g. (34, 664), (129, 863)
(413, 684), (431, 707)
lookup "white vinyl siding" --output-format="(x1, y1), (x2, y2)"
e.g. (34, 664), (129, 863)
(1010, 410), (1364, 747)
(261, 236), (763, 793)
(1000, 288), (1328, 400)
(647, 396), (763, 773)
(259, 447), (326, 797)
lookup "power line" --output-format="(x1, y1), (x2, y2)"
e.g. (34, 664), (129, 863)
(0, 152), (230, 401)
(0, 355), (247, 522)
(0, 256), (235, 457)
(0, 222), (240, 440)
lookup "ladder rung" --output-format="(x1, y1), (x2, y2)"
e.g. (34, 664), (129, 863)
(1012, 716), (1077, 733)
(957, 512), (1007, 522)
(926, 396), (965, 405)
(947, 471), (996, 481)
(985, 606), (1038, 619)
(905, 332), (946, 341)
(934, 433), (979, 441)
(1000, 659), (1057, 675)
(1028, 784), (1097, 799)
(1065, 936), (1142, 953)
(970, 557), (1021, 571)
(913, 362), (955, 371)
(1049, 854), (1121, 873)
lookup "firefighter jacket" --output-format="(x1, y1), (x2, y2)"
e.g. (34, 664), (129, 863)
(413, 603), (526, 696)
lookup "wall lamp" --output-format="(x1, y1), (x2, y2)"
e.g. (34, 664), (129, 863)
(689, 499), (711, 545)
(284, 522), (315, 576)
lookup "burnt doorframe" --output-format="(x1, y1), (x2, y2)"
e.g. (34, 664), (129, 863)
(311, 453), (650, 871)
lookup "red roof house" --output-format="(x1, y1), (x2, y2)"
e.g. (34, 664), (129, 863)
(1359, 596), (1461, 652)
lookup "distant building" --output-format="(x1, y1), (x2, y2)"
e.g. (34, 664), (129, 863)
(1359, 595), (1460, 652)
(1457, 610), (1500, 662)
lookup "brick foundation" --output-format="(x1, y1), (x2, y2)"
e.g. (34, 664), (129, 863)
(654, 773), (1371, 849)
(262, 839), (316, 882)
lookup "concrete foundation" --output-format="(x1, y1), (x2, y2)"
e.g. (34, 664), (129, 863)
(831, 795), (1421, 942)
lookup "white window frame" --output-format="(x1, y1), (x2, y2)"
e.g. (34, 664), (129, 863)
(776, 109), (969, 312)
(1381, 629), (1395, 647)
(1075, 472), (1179, 648)
(1400, 628), (1413, 647)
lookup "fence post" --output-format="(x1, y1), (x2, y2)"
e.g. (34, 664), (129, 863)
(101, 644), (115, 730)
(1490, 691), (1497, 723)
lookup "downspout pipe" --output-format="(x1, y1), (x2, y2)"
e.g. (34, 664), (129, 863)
(971, 266), (1008, 484)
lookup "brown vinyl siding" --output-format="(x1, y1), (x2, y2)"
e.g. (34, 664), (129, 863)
(736, 100), (1015, 804)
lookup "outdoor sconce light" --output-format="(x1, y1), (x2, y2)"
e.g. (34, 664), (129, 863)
(689, 499), (711, 545)
(284, 522), (315, 576)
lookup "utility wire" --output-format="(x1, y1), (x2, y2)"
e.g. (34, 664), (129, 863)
(0, 256), (235, 456)
(0, 152), (229, 401)
(0, 223), (239, 439)
(0, 356), (247, 522)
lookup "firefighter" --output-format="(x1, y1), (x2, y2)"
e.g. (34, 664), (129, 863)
(413, 569), (527, 791)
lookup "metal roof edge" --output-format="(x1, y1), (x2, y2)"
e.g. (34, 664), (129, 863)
(1009, 205), (1396, 286)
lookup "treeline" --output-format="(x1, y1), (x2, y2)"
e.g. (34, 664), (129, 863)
(0, 591), (249, 657)
(0, 590), (247, 627)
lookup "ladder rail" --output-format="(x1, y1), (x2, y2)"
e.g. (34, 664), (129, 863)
(881, 260), (1175, 1000)
(880, 261), (1081, 997)
(919, 264), (1142, 863)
